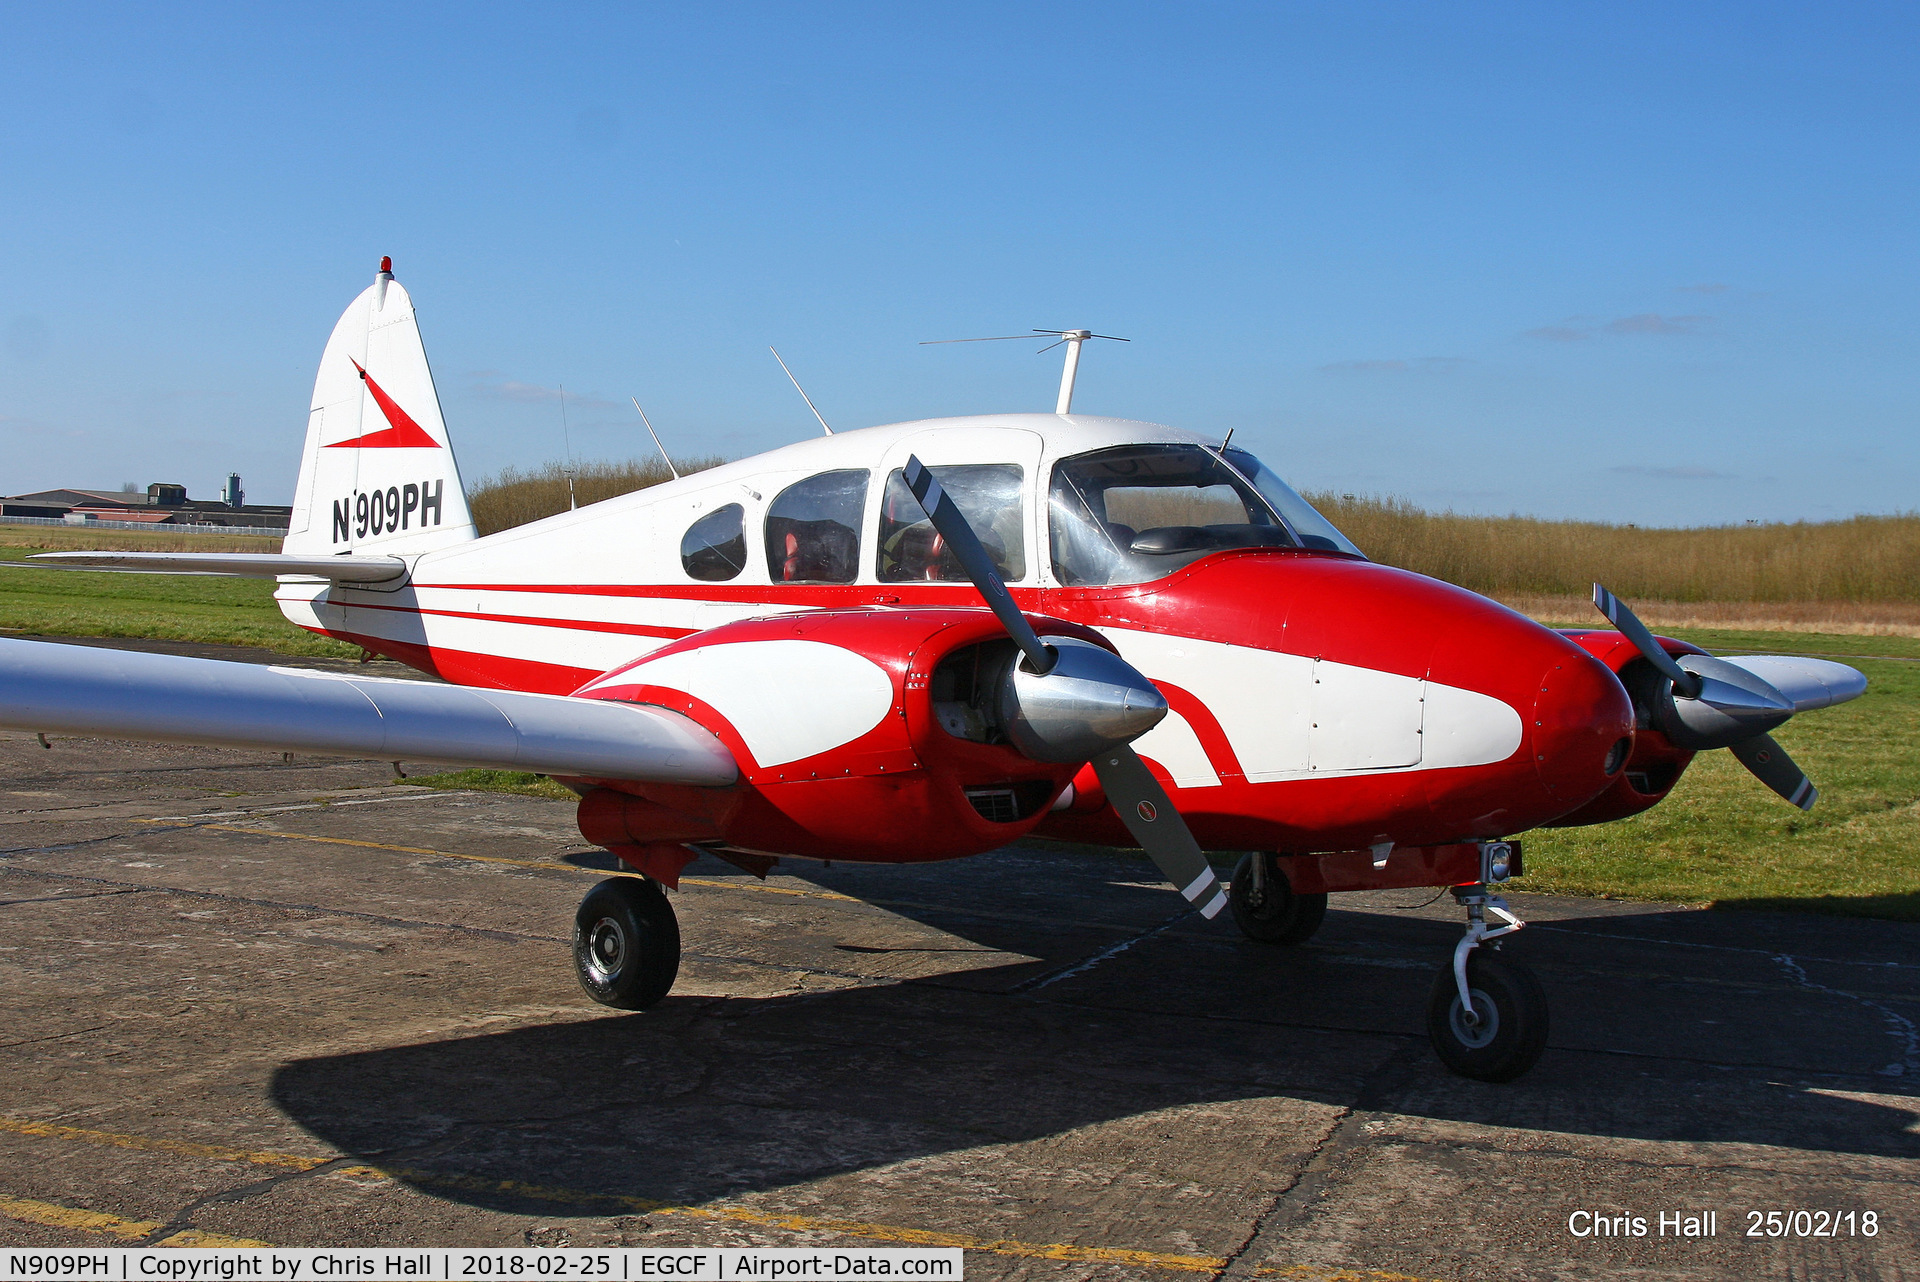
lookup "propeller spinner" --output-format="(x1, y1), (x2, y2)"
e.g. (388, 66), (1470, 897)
(1591, 585), (1866, 811)
(903, 455), (1230, 918)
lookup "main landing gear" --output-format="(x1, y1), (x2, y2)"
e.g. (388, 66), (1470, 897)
(1228, 852), (1328, 944)
(1426, 885), (1548, 1082)
(573, 876), (682, 1009)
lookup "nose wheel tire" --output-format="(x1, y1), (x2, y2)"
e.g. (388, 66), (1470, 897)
(573, 876), (681, 1010)
(1228, 853), (1327, 944)
(1426, 951), (1549, 1082)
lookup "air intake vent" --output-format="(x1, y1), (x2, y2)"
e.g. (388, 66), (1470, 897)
(965, 788), (1020, 823)
(963, 780), (1055, 824)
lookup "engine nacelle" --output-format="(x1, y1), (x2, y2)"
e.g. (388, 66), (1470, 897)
(1543, 628), (1702, 828)
(565, 608), (1110, 863)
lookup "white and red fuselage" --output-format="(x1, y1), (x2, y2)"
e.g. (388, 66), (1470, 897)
(274, 412), (1658, 892)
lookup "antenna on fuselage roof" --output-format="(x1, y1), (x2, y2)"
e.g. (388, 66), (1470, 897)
(768, 347), (832, 436)
(630, 398), (679, 480)
(559, 384), (577, 511)
(919, 328), (1129, 415)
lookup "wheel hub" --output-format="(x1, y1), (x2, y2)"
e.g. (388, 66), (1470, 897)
(585, 916), (627, 983)
(1449, 988), (1499, 1048)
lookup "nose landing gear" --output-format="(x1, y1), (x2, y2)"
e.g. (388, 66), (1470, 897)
(1426, 885), (1548, 1081)
(573, 876), (682, 1009)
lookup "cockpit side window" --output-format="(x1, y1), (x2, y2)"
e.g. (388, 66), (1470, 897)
(1048, 443), (1357, 586)
(876, 464), (1026, 583)
(681, 503), (747, 582)
(764, 470), (868, 584)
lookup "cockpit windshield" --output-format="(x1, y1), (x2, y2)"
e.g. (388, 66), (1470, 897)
(1048, 443), (1363, 586)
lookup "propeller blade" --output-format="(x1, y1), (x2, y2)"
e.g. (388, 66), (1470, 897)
(1592, 584), (1701, 697)
(1728, 733), (1818, 810)
(1091, 746), (1228, 919)
(903, 455), (1055, 674)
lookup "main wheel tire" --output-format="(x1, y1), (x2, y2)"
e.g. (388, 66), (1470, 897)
(1426, 950), (1549, 1082)
(1228, 853), (1328, 944)
(573, 876), (681, 1009)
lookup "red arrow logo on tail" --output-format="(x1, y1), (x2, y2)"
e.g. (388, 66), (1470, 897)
(325, 358), (442, 449)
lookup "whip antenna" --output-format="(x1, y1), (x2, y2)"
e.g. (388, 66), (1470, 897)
(630, 398), (679, 480)
(769, 347), (832, 436)
(921, 328), (1128, 414)
(559, 384), (577, 511)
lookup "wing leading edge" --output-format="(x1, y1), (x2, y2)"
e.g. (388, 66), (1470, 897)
(0, 637), (736, 786)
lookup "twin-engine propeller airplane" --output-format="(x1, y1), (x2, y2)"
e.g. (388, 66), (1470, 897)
(1, 259), (1869, 1081)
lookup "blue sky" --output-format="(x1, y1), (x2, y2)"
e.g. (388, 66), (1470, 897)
(1, 2), (1914, 525)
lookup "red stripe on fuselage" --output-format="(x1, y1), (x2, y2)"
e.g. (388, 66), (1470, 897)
(337, 598), (694, 641)
(310, 626), (602, 695)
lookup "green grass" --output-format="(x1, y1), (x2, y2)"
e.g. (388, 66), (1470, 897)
(1521, 628), (1920, 920)
(406, 768), (577, 800)
(0, 548), (359, 657)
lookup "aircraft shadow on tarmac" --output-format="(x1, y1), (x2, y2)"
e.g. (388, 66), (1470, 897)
(271, 852), (1920, 1216)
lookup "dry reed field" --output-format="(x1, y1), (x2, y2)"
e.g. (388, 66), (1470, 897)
(1307, 494), (1920, 635)
(468, 457), (725, 536)
(464, 463), (1920, 632)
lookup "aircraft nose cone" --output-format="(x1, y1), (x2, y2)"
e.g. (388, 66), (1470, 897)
(1001, 638), (1168, 763)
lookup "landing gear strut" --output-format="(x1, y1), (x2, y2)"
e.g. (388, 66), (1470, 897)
(573, 876), (681, 1009)
(1228, 852), (1327, 944)
(1426, 884), (1548, 1081)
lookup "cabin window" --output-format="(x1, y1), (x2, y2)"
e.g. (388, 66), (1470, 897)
(876, 464), (1026, 583)
(1049, 443), (1357, 586)
(765, 470), (868, 583)
(681, 503), (747, 582)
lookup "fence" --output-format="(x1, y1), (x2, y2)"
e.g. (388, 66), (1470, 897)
(0, 514), (290, 536)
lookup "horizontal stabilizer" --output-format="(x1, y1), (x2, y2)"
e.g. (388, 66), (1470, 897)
(0, 637), (737, 786)
(23, 552), (408, 582)
(1717, 654), (1868, 713)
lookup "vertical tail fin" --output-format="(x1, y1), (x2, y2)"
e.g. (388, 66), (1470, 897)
(285, 258), (477, 556)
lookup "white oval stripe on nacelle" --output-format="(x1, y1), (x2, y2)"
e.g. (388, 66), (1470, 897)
(591, 639), (897, 769)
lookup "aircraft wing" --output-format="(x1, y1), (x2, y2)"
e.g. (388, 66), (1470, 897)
(23, 552), (408, 582)
(0, 637), (736, 785)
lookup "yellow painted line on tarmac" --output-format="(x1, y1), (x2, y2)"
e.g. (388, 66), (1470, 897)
(0, 1114), (326, 1171)
(0, 1114), (1225, 1271)
(0, 1193), (270, 1247)
(129, 820), (862, 902)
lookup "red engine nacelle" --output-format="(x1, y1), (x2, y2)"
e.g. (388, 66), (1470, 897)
(1542, 628), (1704, 828)
(566, 608), (1108, 873)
